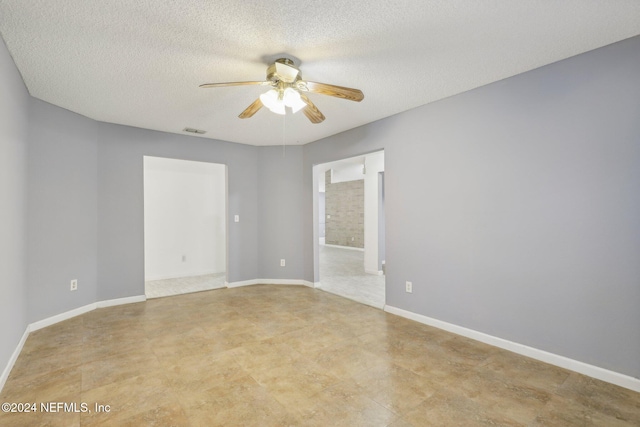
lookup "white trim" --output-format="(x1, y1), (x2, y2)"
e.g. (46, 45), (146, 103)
(365, 269), (384, 276)
(226, 279), (259, 288)
(144, 271), (223, 282)
(0, 328), (29, 392)
(323, 244), (364, 252)
(28, 295), (147, 332)
(97, 295), (146, 308)
(313, 282), (322, 288)
(29, 303), (97, 332)
(226, 279), (314, 288)
(384, 305), (640, 393)
(256, 279), (314, 287)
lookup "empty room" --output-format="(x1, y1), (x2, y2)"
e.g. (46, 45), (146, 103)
(1, 1), (639, 426)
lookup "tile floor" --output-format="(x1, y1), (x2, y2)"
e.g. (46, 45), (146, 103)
(1, 285), (639, 426)
(318, 244), (385, 308)
(145, 273), (226, 299)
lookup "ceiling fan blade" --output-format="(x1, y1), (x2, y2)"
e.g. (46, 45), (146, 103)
(302, 81), (364, 102)
(238, 98), (263, 119)
(199, 81), (269, 88)
(300, 94), (325, 124)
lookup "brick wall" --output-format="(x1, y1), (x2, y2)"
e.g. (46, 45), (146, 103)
(325, 170), (364, 248)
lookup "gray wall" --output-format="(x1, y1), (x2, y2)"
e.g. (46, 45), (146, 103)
(257, 146), (305, 279)
(303, 36), (640, 378)
(27, 99), (98, 322)
(97, 123), (260, 299)
(0, 38), (28, 376)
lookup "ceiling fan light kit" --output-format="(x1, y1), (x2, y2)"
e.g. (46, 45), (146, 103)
(200, 58), (364, 124)
(259, 87), (306, 115)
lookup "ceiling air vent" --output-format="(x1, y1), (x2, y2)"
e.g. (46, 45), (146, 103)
(183, 127), (206, 134)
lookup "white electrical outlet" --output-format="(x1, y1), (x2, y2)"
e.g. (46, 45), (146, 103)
(351, 237), (355, 241)
(182, 255), (186, 262)
(280, 259), (286, 267)
(234, 215), (239, 222)
(70, 279), (78, 291)
(405, 281), (412, 293)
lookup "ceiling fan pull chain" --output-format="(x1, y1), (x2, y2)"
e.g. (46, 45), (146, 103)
(282, 112), (286, 157)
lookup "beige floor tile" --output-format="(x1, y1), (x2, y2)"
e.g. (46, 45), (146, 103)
(531, 394), (634, 427)
(80, 371), (178, 425)
(554, 373), (640, 425)
(230, 339), (304, 375)
(294, 380), (399, 426)
(457, 368), (552, 424)
(250, 357), (342, 408)
(312, 339), (392, 378)
(111, 403), (190, 427)
(268, 323), (347, 355)
(350, 363), (440, 416)
(161, 350), (247, 393)
(81, 350), (163, 391)
(8, 342), (83, 380)
(1, 366), (81, 403)
(402, 391), (525, 426)
(478, 349), (571, 392)
(0, 407), (81, 427)
(181, 376), (294, 426)
(1, 284), (638, 426)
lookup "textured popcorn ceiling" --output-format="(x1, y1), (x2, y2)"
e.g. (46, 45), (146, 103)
(1, 1), (639, 146)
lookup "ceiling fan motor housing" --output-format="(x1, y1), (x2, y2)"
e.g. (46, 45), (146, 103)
(267, 58), (300, 83)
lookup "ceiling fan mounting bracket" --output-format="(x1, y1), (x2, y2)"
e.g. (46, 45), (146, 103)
(275, 58), (295, 66)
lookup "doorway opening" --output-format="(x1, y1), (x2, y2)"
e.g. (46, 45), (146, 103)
(313, 151), (385, 308)
(143, 156), (227, 298)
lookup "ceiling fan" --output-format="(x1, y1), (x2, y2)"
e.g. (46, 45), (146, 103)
(200, 58), (364, 124)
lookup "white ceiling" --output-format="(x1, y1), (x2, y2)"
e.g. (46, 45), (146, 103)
(1, 1), (639, 146)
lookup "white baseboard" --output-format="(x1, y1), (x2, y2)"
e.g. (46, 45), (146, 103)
(225, 279), (257, 288)
(97, 295), (146, 308)
(257, 279), (314, 287)
(1, 294), (146, 394)
(384, 305), (640, 393)
(365, 269), (384, 276)
(28, 295), (147, 332)
(145, 271), (222, 282)
(0, 328), (29, 393)
(29, 303), (97, 332)
(324, 244), (364, 252)
(226, 279), (314, 288)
